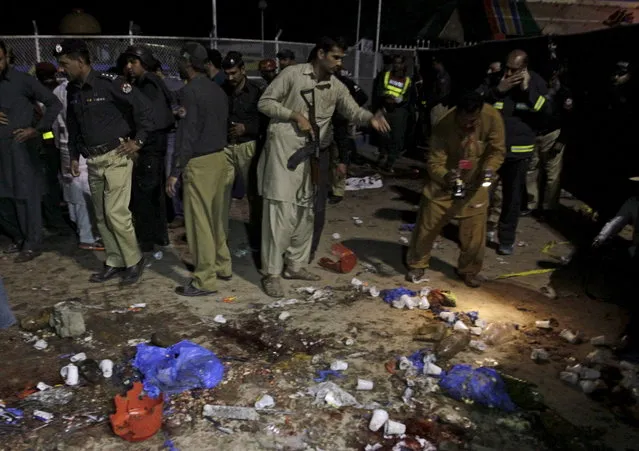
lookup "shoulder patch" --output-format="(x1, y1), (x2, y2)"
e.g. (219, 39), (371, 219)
(99, 72), (119, 81)
(121, 83), (133, 94)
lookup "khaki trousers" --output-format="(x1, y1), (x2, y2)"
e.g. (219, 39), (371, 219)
(224, 141), (261, 247)
(407, 196), (487, 276)
(183, 151), (232, 291)
(330, 145), (346, 197)
(261, 199), (314, 276)
(526, 129), (563, 211)
(87, 149), (141, 268)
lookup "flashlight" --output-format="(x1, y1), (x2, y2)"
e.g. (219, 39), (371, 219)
(481, 169), (494, 188)
(452, 177), (466, 199)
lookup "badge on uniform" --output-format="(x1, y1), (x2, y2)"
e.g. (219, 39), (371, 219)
(176, 107), (187, 118)
(458, 159), (473, 170)
(121, 83), (132, 94)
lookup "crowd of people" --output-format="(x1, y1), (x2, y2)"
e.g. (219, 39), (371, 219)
(0, 35), (636, 303)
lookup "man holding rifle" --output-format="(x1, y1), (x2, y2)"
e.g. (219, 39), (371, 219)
(257, 36), (390, 297)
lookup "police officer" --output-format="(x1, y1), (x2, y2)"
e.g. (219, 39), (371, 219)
(222, 51), (264, 251)
(276, 49), (296, 70)
(122, 45), (174, 254)
(258, 59), (277, 85)
(373, 54), (416, 172)
(55, 39), (153, 285)
(166, 42), (230, 297)
(0, 41), (62, 263)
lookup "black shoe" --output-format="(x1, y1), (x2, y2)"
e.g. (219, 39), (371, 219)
(175, 282), (217, 297)
(217, 274), (233, 281)
(89, 265), (125, 283)
(5, 241), (23, 254)
(120, 257), (146, 286)
(328, 195), (343, 205)
(520, 208), (533, 217)
(15, 249), (42, 263)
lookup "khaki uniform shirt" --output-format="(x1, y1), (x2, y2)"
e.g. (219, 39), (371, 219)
(424, 104), (506, 218)
(257, 63), (373, 206)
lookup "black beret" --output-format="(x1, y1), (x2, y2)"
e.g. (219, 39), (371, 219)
(54, 39), (88, 57)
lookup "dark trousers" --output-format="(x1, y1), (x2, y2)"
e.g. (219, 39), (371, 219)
(131, 135), (169, 253)
(379, 107), (410, 168)
(310, 146), (332, 258)
(498, 157), (529, 247)
(40, 144), (66, 229)
(0, 194), (43, 251)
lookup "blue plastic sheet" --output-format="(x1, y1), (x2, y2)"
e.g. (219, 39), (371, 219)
(314, 369), (345, 382)
(380, 287), (416, 304)
(466, 311), (479, 322)
(439, 364), (516, 412)
(133, 340), (225, 398)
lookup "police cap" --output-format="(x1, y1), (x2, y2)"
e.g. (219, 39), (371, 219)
(222, 51), (244, 70)
(180, 42), (208, 70)
(53, 39), (88, 57)
(123, 45), (156, 69)
(276, 49), (295, 60)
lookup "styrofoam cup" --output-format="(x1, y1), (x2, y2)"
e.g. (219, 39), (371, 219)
(99, 359), (113, 378)
(356, 379), (374, 390)
(70, 352), (87, 363)
(368, 409), (388, 432)
(60, 364), (79, 386)
(384, 419), (406, 436)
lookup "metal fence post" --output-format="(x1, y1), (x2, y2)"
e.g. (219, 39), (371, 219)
(354, 40), (361, 83)
(128, 21), (134, 45)
(32, 21), (41, 62)
(274, 29), (282, 67)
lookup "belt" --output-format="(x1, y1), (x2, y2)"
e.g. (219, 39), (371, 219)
(82, 138), (121, 158)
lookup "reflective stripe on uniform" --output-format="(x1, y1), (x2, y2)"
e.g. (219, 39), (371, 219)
(493, 102), (504, 110)
(511, 145), (535, 153)
(533, 96), (546, 111)
(383, 72), (411, 98)
(42, 131), (54, 140)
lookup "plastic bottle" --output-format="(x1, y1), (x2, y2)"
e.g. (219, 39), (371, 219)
(483, 322), (516, 345)
(437, 331), (470, 359)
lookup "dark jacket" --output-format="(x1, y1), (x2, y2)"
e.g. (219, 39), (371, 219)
(66, 70), (153, 161)
(171, 74), (228, 177)
(134, 71), (175, 132)
(478, 70), (551, 160)
(224, 78), (264, 144)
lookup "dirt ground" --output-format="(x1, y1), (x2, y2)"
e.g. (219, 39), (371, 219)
(1, 146), (638, 451)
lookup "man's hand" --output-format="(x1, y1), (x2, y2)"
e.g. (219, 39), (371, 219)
(230, 123), (246, 138)
(444, 170), (460, 188)
(497, 74), (523, 93)
(13, 127), (38, 143)
(166, 176), (178, 198)
(0, 112), (8, 125)
(520, 69), (531, 91)
(292, 112), (314, 138)
(70, 159), (80, 177)
(336, 163), (347, 176)
(370, 110), (390, 134)
(116, 138), (141, 157)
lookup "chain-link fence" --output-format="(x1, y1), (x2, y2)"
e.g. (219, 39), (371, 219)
(0, 35), (374, 82)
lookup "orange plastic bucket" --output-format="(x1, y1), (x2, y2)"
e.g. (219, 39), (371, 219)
(110, 382), (163, 442)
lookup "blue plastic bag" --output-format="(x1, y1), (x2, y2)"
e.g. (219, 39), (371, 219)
(133, 340), (225, 398)
(380, 287), (416, 304)
(439, 364), (516, 412)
